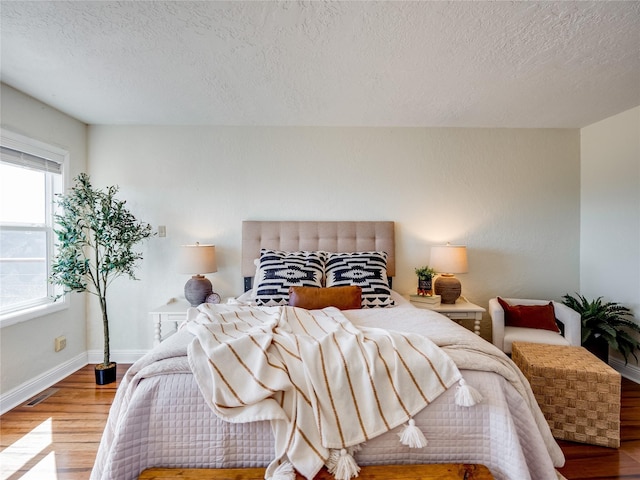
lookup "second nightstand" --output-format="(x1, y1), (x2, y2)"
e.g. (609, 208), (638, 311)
(410, 296), (486, 335)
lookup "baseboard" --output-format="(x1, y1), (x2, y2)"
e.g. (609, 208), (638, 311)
(609, 357), (640, 383)
(1, 349), (150, 415)
(0, 352), (88, 415)
(87, 349), (148, 365)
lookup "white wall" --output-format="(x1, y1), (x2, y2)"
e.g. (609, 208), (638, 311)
(581, 106), (640, 373)
(86, 126), (580, 354)
(0, 84), (88, 399)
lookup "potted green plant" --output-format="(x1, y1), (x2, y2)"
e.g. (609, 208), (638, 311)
(414, 266), (437, 296)
(50, 173), (153, 384)
(562, 293), (640, 364)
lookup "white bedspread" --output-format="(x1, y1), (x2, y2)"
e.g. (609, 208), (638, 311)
(91, 294), (564, 480)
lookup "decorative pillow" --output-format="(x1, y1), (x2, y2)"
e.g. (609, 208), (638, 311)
(325, 251), (394, 308)
(253, 249), (325, 306)
(288, 286), (362, 310)
(497, 297), (560, 332)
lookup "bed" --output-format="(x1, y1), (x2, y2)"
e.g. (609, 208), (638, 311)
(91, 221), (564, 480)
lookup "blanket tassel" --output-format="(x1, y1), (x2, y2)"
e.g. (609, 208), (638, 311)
(398, 418), (428, 448)
(327, 448), (360, 480)
(455, 378), (483, 407)
(266, 460), (295, 480)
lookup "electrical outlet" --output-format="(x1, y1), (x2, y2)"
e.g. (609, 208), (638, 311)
(54, 336), (66, 352)
(157, 225), (166, 237)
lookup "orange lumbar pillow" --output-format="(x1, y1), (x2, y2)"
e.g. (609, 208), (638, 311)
(497, 297), (560, 332)
(288, 286), (362, 310)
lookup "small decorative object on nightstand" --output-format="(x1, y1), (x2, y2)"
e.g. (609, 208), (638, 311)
(409, 294), (441, 305)
(206, 292), (221, 304)
(414, 265), (437, 296)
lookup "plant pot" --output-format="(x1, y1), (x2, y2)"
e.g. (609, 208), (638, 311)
(95, 362), (117, 385)
(583, 336), (609, 364)
(417, 278), (433, 296)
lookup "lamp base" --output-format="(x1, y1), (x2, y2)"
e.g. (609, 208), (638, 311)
(185, 275), (213, 307)
(434, 274), (461, 304)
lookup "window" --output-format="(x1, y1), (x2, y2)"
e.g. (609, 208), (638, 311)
(0, 129), (68, 326)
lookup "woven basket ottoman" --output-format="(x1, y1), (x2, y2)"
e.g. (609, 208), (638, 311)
(512, 342), (621, 448)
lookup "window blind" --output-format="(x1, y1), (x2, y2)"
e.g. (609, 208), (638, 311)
(0, 145), (63, 174)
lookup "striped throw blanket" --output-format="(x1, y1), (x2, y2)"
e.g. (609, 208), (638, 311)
(187, 304), (468, 480)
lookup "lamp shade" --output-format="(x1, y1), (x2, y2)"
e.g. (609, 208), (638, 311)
(178, 243), (217, 275)
(429, 244), (468, 274)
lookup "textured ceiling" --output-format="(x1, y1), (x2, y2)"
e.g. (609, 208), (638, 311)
(1, 1), (639, 127)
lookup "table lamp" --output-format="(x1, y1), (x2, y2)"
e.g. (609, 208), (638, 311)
(430, 244), (468, 304)
(178, 243), (218, 306)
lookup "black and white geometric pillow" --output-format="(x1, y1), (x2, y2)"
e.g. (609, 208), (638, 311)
(325, 251), (395, 308)
(253, 249), (325, 306)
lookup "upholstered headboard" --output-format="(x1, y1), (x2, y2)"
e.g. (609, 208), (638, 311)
(242, 221), (395, 291)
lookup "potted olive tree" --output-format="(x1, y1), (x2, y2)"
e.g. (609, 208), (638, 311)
(562, 293), (640, 364)
(50, 173), (153, 384)
(414, 266), (437, 296)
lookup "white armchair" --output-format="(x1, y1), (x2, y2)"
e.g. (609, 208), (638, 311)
(489, 297), (581, 354)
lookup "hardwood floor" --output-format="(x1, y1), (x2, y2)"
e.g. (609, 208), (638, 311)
(1, 364), (639, 480)
(0, 364), (127, 480)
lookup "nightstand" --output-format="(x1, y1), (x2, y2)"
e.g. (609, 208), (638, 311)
(149, 298), (191, 346)
(410, 296), (486, 335)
